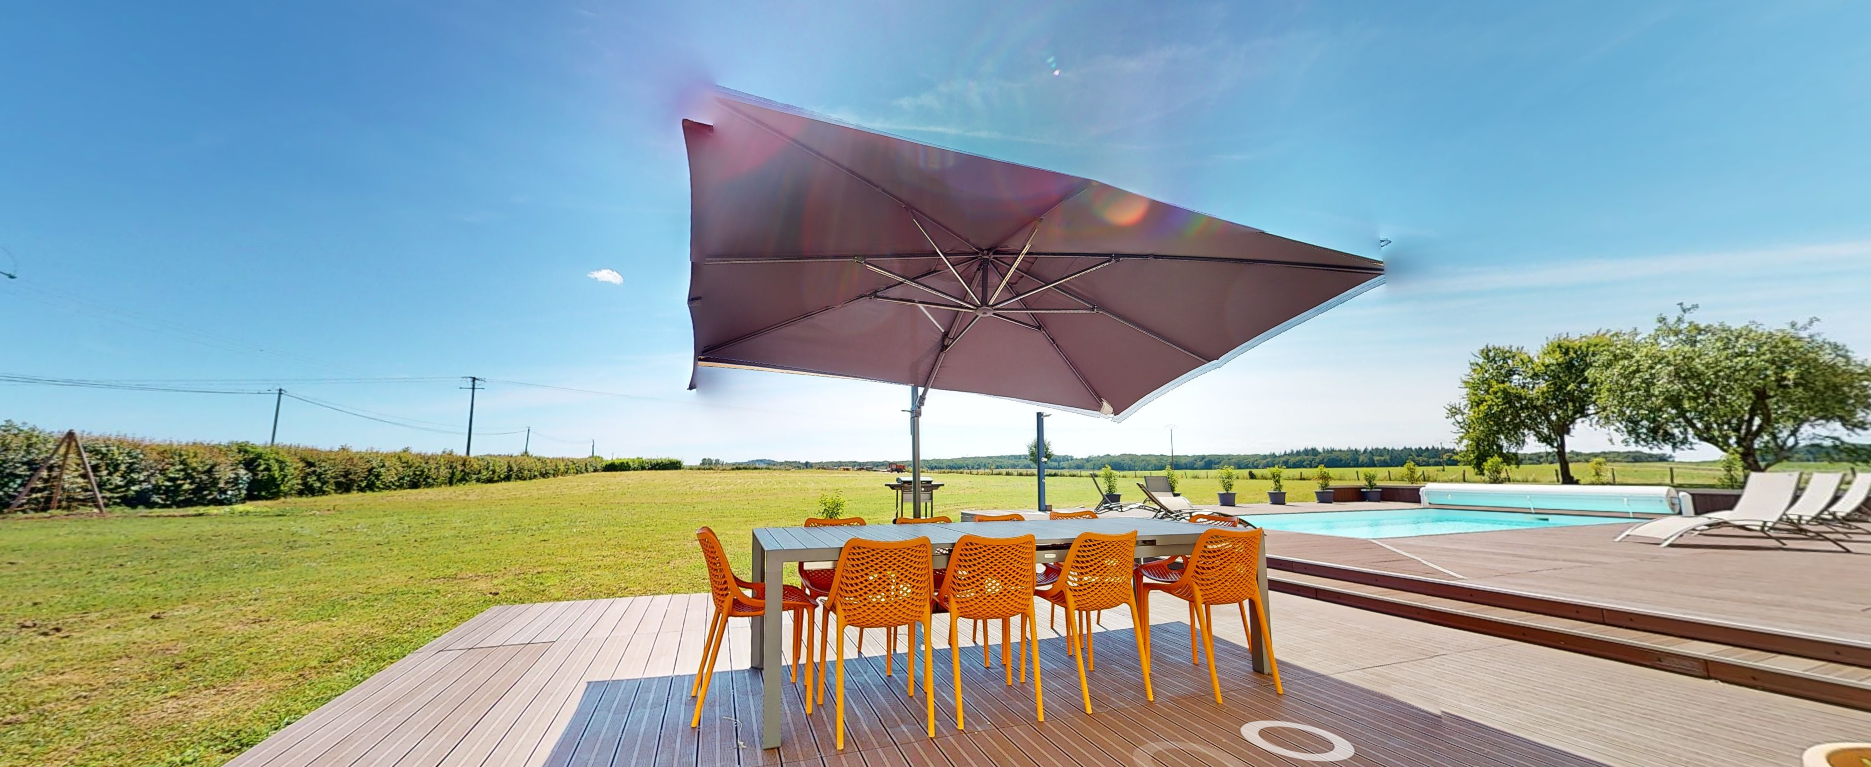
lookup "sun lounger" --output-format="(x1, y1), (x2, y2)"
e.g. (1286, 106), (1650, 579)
(1615, 472), (1799, 547)
(1138, 482), (1196, 521)
(1809, 472), (1871, 535)
(1088, 476), (1150, 514)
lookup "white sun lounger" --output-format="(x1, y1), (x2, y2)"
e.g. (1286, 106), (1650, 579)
(1615, 472), (1799, 547)
(1138, 482), (1196, 520)
(1810, 472), (1871, 533)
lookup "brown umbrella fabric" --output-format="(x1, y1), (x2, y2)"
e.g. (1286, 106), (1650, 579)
(683, 92), (1384, 419)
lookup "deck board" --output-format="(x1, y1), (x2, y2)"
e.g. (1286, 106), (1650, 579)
(228, 583), (1871, 767)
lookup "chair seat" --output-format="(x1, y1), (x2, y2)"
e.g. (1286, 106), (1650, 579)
(1035, 563), (1060, 587)
(729, 584), (817, 616)
(799, 566), (837, 594)
(1136, 557), (1183, 583)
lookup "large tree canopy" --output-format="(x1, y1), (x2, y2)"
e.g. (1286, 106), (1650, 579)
(1591, 309), (1871, 471)
(1447, 335), (1606, 483)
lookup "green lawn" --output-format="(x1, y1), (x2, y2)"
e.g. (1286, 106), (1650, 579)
(5, 461), (1862, 766)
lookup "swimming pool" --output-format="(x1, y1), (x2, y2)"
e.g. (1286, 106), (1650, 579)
(1233, 507), (1632, 539)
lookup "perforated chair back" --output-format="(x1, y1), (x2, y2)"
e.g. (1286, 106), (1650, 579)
(1178, 527), (1263, 606)
(1188, 513), (1240, 527)
(805, 516), (866, 527)
(828, 537), (935, 629)
(972, 513), (1025, 522)
(1057, 531), (1137, 612)
(695, 527), (741, 610)
(894, 516), (952, 525)
(939, 534), (1037, 620)
(1048, 510), (1098, 520)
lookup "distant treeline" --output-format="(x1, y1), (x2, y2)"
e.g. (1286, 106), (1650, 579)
(0, 421), (676, 511)
(703, 446), (1681, 471)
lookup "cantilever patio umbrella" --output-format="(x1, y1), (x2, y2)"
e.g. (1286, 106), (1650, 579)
(682, 91), (1384, 503)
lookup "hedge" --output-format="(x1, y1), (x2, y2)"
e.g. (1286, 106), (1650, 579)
(0, 421), (679, 511)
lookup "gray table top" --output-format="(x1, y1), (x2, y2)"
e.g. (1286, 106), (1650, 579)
(752, 518), (1218, 562)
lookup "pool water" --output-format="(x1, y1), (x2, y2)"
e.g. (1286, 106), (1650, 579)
(1233, 507), (1632, 539)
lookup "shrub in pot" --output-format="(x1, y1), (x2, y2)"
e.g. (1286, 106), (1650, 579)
(1164, 464), (1180, 496)
(1216, 464), (1237, 507)
(1314, 465), (1335, 503)
(1098, 464), (1121, 504)
(1267, 466), (1286, 505)
(1361, 470), (1382, 502)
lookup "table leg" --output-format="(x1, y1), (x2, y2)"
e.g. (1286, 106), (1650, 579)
(761, 550), (784, 749)
(1250, 543), (1270, 673)
(750, 538), (766, 669)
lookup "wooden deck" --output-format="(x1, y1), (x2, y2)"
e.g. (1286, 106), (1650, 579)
(227, 585), (1871, 767)
(1268, 522), (1871, 643)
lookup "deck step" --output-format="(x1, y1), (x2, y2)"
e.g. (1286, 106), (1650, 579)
(1268, 569), (1871, 712)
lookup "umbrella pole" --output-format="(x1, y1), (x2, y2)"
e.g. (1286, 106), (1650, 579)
(909, 385), (922, 518)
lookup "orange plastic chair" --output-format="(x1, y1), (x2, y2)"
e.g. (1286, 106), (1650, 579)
(935, 534), (1042, 728)
(821, 537), (937, 749)
(1138, 513), (1248, 644)
(893, 515), (953, 524)
(691, 527), (817, 728)
(799, 516), (866, 599)
(1138, 527), (1283, 703)
(972, 512), (1026, 522)
(961, 512), (1027, 648)
(1048, 509), (1099, 520)
(1034, 530), (1151, 713)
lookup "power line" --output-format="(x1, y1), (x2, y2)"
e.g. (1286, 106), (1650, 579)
(0, 373), (272, 395)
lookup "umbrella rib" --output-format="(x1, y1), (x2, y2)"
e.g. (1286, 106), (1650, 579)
(861, 261), (973, 308)
(911, 217), (980, 305)
(988, 221), (1043, 305)
(992, 258), (1116, 309)
(987, 257), (1104, 408)
(699, 265), (951, 355)
(993, 258), (1210, 363)
(717, 100), (981, 251)
(921, 314), (981, 391)
(1016, 251), (1385, 275)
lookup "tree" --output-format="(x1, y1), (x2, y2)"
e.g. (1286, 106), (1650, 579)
(1446, 334), (1607, 484)
(1025, 439), (1053, 467)
(1592, 309), (1871, 471)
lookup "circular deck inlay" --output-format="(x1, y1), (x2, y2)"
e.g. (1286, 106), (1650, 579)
(1240, 721), (1355, 761)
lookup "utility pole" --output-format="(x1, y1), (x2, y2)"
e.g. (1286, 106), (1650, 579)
(1035, 411), (1049, 512)
(1167, 424), (1176, 470)
(269, 388), (284, 446)
(590, 440), (596, 458)
(461, 376), (483, 456)
(523, 427), (531, 456)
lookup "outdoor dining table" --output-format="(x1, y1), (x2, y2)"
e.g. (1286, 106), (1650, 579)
(747, 517), (1272, 749)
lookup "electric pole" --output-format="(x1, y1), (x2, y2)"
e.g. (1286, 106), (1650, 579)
(590, 439), (596, 458)
(1167, 424), (1176, 470)
(523, 427), (531, 456)
(269, 388), (284, 446)
(462, 376), (483, 456)
(1035, 411), (1049, 512)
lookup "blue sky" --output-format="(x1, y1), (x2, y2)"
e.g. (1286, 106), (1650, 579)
(3, 1), (1869, 461)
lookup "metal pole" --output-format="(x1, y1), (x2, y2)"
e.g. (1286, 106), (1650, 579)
(462, 376), (483, 456)
(523, 427), (531, 456)
(910, 385), (922, 518)
(1036, 412), (1048, 511)
(269, 388), (283, 446)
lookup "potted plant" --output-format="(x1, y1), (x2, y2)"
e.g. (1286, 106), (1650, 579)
(1164, 464), (1180, 496)
(1217, 464), (1237, 507)
(1803, 742), (1871, 767)
(1267, 466), (1286, 505)
(1360, 470), (1382, 502)
(816, 490), (846, 520)
(1098, 465), (1121, 505)
(1314, 465), (1334, 503)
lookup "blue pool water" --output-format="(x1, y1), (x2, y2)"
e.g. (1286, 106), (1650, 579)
(1233, 507), (1631, 539)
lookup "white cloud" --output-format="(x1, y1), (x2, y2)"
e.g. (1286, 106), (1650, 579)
(586, 268), (624, 285)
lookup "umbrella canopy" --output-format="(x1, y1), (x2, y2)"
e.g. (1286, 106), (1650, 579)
(683, 92), (1384, 419)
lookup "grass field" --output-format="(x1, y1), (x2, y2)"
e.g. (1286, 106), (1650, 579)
(4, 461), (1864, 767)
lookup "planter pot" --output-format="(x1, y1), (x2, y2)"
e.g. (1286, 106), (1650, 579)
(1102, 493), (1122, 505)
(1268, 491), (1286, 505)
(1361, 489), (1382, 502)
(1218, 492), (1236, 507)
(1804, 743), (1871, 767)
(1314, 490), (1335, 503)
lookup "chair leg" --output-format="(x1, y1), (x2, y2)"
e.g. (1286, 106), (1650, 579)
(1129, 595), (1153, 702)
(802, 608), (815, 715)
(791, 609), (803, 683)
(1192, 590), (1223, 706)
(1001, 616), (1013, 685)
(691, 610), (730, 727)
(1188, 601), (1199, 664)
(690, 606), (722, 699)
(905, 621), (917, 698)
(1016, 613), (1028, 684)
(981, 618), (991, 668)
(1251, 596), (1284, 695)
(1083, 608), (1096, 671)
(949, 613), (964, 730)
(886, 626), (896, 676)
(1026, 608), (1044, 722)
(1239, 602), (1251, 648)
(834, 616), (848, 750)
(816, 607), (833, 705)
(1066, 598), (1093, 713)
